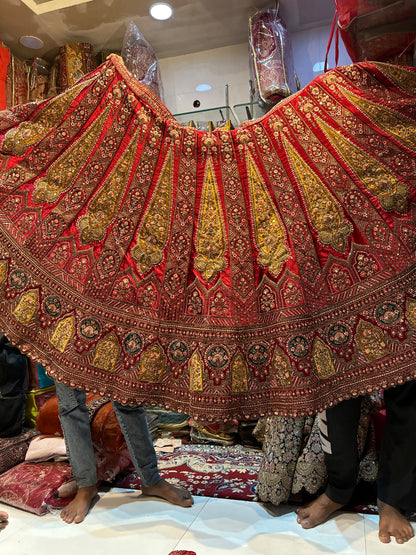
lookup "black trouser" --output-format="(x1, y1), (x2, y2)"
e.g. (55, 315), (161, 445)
(320, 380), (416, 511)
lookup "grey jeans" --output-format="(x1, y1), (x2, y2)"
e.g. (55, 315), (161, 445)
(55, 382), (161, 489)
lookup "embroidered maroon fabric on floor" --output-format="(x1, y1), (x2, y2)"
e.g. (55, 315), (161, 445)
(0, 56), (416, 421)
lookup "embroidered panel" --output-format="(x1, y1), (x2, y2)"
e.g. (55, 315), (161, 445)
(0, 55), (416, 421)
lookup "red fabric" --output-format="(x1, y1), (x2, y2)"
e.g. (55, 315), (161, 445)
(0, 461), (73, 515)
(1, 57), (416, 421)
(0, 46), (11, 111)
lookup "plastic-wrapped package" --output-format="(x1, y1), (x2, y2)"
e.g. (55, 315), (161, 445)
(121, 21), (164, 100)
(249, 6), (298, 106)
(334, 0), (416, 64)
(29, 57), (50, 102)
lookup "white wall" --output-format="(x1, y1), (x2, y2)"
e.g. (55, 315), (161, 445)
(158, 23), (352, 119)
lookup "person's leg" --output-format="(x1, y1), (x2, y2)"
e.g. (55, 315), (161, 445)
(297, 396), (362, 528)
(56, 382), (98, 523)
(112, 401), (193, 507)
(377, 381), (416, 544)
(0, 511), (8, 531)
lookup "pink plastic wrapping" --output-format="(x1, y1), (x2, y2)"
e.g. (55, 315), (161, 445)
(249, 7), (298, 106)
(121, 22), (164, 100)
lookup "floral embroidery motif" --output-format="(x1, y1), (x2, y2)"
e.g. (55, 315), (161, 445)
(375, 302), (401, 326)
(231, 353), (248, 393)
(206, 345), (230, 369)
(50, 316), (75, 353)
(131, 151), (174, 273)
(138, 343), (166, 382)
(12, 290), (39, 325)
(313, 339), (336, 379)
(284, 137), (352, 251)
(246, 152), (289, 276)
(93, 332), (120, 372)
(194, 160), (227, 281)
(189, 351), (204, 391)
(123, 333), (143, 354)
(33, 108), (110, 204)
(168, 340), (189, 364)
(356, 320), (390, 361)
(317, 115), (409, 213)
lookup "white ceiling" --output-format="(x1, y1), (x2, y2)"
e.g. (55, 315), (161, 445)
(1, 0), (337, 62)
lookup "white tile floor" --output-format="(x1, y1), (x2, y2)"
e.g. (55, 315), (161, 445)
(0, 488), (414, 555)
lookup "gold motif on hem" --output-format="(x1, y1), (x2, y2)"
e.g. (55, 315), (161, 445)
(189, 351), (204, 391)
(138, 343), (165, 382)
(12, 289), (39, 325)
(93, 332), (120, 372)
(50, 316), (75, 353)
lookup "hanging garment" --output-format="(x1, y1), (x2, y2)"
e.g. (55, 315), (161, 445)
(0, 55), (416, 422)
(334, 0), (416, 63)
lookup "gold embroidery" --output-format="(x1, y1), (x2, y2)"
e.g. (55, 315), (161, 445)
(50, 316), (75, 353)
(78, 128), (141, 244)
(356, 319), (390, 361)
(138, 343), (165, 382)
(285, 137), (352, 251)
(246, 152), (289, 276)
(0, 261), (8, 285)
(271, 347), (292, 386)
(316, 115), (408, 213)
(340, 86), (416, 153)
(131, 151), (173, 273)
(406, 300), (416, 328)
(313, 339), (336, 379)
(2, 81), (88, 155)
(194, 159), (227, 281)
(189, 351), (204, 391)
(33, 107), (110, 204)
(93, 332), (120, 372)
(373, 62), (416, 96)
(231, 353), (248, 393)
(12, 290), (39, 325)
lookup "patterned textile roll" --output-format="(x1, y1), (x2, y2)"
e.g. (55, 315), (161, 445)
(5, 54), (28, 108)
(0, 56), (416, 421)
(58, 42), (97, 92)
(249, 7), (298, 104)
(0, 45), (11, 110)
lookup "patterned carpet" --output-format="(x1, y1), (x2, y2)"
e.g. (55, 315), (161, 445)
(114, 443), (263, 501)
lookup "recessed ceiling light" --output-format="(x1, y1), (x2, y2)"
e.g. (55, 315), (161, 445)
(149, 3), (173, 21)
(19, 35), (44, 49)
(196, 84), (212, 92)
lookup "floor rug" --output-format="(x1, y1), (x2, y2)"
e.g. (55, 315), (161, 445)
(114, 443), (263, 501)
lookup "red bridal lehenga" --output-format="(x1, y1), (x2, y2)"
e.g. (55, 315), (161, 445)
(0, 55), (416, 421)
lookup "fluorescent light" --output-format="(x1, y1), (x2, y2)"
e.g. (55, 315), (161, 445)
(149, 3), (173, 20)
(19, 35), (44, 49)
(196, 84), (212, 92)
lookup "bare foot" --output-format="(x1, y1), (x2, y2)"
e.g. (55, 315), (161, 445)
(60, 485), (98, 524)
(297, 493), (343, 529)
(378, 499), (415, 544)
(141, 479), (194, 508)
(0, 510), (8, 531)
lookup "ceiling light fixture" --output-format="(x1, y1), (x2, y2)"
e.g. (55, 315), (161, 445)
(19, 35), (44, 49)
(196, 84), (212, 92)
(149, 3), (173, 21)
